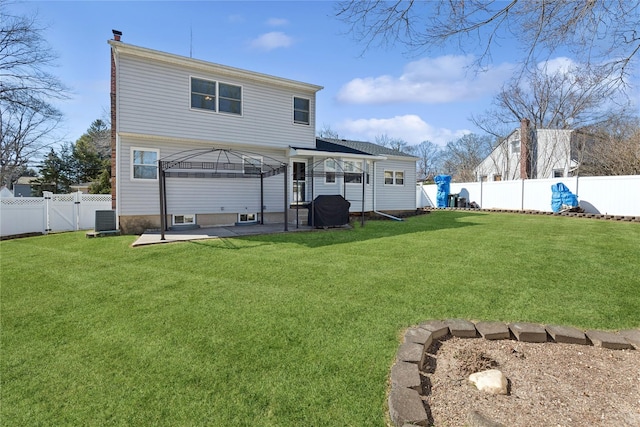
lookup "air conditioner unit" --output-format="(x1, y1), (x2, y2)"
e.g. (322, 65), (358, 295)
(95, 210), (117, 232)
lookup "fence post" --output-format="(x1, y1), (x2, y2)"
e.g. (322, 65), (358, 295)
(521, 179), (525, 211)
(43, 191), (52, 234)
(74, 191), (81, 231)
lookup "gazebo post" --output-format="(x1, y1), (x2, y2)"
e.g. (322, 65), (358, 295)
(361, 171), (365, 227)
(159, 161), (166, 240)
(260, 172), (264, 225)
(283, 164), (288, 231)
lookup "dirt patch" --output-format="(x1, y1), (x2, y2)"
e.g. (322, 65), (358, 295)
(424, 337), (640, 426)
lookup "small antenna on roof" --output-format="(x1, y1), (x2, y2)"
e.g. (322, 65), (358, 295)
(189, 25), (193, 58)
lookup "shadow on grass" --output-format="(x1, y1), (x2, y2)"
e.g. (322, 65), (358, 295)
(189, 211), (487, 250)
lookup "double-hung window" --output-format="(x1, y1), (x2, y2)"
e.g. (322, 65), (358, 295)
(384, 170), (404, 185)
(132, 148), (159, 180)
(293, 97), (310, 125)
(191, 77), (242, 115)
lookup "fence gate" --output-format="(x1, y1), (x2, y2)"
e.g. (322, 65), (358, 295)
(1, 192), (113, 237)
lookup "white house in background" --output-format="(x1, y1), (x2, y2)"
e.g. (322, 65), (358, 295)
(109, 31), (417, 234)
(475, 118), (595, 182)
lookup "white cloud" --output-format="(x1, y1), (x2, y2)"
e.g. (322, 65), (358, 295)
(337, 55), (514, 105)
(266, 18), (289, 27)
(337, 114), (470, 146)
(537, 57), (577, 74)
(249, 31), (293, 51)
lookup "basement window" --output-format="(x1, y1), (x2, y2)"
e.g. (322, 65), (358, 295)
(173, 214), (195, 225)
(238, 213), (257, 223)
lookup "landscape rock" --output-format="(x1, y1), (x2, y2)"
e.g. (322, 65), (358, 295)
(391, 361), (422, 391)
(468, 369), (508, 395)
(467, 410), (506, 427)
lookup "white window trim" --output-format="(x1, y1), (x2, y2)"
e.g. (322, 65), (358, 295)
(173, 214), (195, 225)
(293, 96), (310, 125)
(238, 213), (258, 223)
(131, 147), (159, 181)
(190, 76), (243, 117)
(384, 170), (404, 186)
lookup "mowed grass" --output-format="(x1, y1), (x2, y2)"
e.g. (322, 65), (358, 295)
(2, 211), (639, 426)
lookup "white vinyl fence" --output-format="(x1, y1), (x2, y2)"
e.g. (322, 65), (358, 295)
(1, 191), (113, 237)
(417, 175), (640, 217)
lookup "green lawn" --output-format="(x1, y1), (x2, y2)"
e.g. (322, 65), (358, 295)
(2, 211), (639, 426)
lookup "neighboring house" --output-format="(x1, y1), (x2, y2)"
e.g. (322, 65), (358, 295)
(475, 119), (595, 182)
(70, 183), (91, 194)
(109, 31), (417, 234)
(12, 176), (39, 197)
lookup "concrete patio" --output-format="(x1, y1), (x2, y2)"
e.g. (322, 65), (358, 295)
(132, 223), (314, 247)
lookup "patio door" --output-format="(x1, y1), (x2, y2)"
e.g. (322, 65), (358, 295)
(293, 161), (306, 203)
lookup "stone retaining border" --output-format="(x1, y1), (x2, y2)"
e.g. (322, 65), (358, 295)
(388, 319), (640, 427)
(429, 207), (640, 222)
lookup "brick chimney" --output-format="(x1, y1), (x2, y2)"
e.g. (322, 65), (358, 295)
(110, 31), (121, 209)
(520, 118), (531, 179)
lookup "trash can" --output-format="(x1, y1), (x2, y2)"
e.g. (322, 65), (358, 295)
(448, 193), (459, 207)
(457, 197), (467, 208)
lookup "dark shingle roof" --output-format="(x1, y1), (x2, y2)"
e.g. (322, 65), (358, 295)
(316, 138), (416, 158)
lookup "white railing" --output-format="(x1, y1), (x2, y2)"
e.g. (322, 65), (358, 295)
(1, 192), (113, 237)
(417, 175), (640, 216)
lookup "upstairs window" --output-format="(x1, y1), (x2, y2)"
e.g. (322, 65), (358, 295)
(293, 97), (310, 125)
(511, 140), (521, 154)
(219, 83), (242, 114)
(191, 77), (242, 115)
(191, 78), (216, 111)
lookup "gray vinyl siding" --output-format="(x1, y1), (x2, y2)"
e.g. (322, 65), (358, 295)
(118, 136), (287, 216)
(117, 54), (317, 149)
(375, 158), (417, 211)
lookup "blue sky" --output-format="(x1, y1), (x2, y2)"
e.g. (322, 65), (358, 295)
(7, 1), (636, 148)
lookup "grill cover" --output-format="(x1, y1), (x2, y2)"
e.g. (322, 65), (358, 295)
(310, 195), (351, 227)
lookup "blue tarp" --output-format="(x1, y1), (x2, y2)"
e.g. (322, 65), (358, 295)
(434, 175), (452, 208)
(551, 182), (579, 212)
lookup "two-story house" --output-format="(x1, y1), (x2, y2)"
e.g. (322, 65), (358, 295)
(109, 31), (417, 234)
(475, 118), (595, 182)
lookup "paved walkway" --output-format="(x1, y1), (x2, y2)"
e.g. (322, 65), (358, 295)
(132, 223), (313, 247)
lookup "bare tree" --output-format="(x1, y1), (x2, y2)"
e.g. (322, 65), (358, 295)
(414, 140), (441, 181)
(472, 63), (625, 137)
(317, 124), (340, 139)
(336, 1), (639, 88)
(0, 2), (67, 186)
(441, 133), (492, 182)
(375, 133), (414, 154)
(578, 115), (640, 176)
